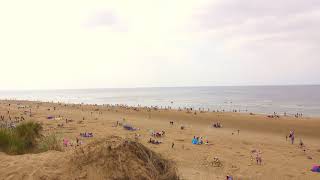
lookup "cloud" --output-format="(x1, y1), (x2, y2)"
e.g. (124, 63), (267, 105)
(180, 0), (320, 85)
(197, 0), (320, 28)
(0, 0), (319, 89)
(192, 0), (320, 55)
(86, 10), (117, 28)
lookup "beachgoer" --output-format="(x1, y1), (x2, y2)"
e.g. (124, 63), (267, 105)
(192, 137), (198, 144)
(290, 131), (295, 144)
(226, 175), (233, 180)
(63, 139), (69, 147)
(172, 142), (175, 148)
(299, 139), (304, 148)
(256, 150), (262, 165)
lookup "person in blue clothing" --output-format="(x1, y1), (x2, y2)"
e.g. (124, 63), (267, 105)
(192, 136), (198, 144)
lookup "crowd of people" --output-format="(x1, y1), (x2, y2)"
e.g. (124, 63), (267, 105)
(1, 100), (317, 179)
(212, 122), (222, 128)
(192, 136), (209, 145)
(151, 130), (165, 137)
(0, 114), (26, 129)
(295, 113), (303, 118)
(148, 138), (162, 145)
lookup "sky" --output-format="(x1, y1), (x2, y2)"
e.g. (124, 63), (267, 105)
(0, 0), (319, 90)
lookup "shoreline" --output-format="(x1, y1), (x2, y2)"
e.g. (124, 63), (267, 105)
(1, 99), (320, 139)
(1, 98), (318, 119)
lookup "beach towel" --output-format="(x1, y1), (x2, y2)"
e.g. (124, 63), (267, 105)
(311, 165), (320, 172)
(123, 124), (137, 131)
(47, 116), (54, 120)
(80, 133), (93, 138)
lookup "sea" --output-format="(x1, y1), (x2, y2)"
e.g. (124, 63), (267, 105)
(0, 85), (320, 117)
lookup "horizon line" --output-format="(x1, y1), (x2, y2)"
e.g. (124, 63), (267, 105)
(1, 84), (319, 91)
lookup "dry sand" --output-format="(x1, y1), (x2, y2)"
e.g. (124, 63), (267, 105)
(0, 100), (319, 180)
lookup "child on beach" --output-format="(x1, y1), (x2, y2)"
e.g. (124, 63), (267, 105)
(299, 139), (304, 148)
(63, 139), (69, 147)
(199, 137), (203, 144)
(256, 150), (262, 165)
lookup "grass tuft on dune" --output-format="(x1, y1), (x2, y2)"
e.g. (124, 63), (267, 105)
(38, 133), (63, 152)
(0, 121), (62, 154)
(0, 121), (42, 154)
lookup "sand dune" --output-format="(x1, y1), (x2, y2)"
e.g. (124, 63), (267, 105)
(0, 100), (319, 180)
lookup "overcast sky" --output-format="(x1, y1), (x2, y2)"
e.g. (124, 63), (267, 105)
(0, 0), (319, 90)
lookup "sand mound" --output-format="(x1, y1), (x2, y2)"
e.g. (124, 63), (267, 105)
(70, 136), (179, 180)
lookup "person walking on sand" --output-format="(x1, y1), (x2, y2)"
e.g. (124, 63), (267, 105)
(256, 150), (262, 165)
(299, 139), (304, 148)
(289, 130), (295, 144)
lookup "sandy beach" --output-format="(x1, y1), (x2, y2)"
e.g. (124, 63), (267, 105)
(0, 100), (319, 180)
